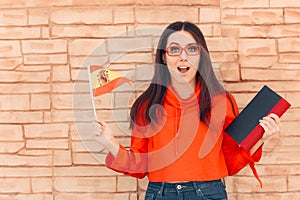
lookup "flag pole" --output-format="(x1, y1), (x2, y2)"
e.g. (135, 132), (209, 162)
(87, 65), (97, 120)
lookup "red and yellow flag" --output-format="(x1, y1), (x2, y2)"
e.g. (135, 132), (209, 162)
(89, 65), (132, 96)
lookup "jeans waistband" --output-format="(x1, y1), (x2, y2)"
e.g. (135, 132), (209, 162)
(148, 179), (223, 194)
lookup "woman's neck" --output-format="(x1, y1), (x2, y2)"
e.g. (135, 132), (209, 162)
(171, 81), (196, 99)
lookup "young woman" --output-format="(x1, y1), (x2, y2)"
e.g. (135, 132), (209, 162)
(93, 21), (281, 200)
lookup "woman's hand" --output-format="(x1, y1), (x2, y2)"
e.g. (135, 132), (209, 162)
(259, 113), (281, 140)
(93, 120), (119, 157)
(250, 113), (281, 155)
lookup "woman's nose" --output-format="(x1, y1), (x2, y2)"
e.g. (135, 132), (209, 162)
(179, 50), (188, 60)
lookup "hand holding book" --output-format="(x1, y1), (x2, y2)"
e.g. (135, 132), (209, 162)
(250, 113), (281, 155)
(225, 85), (291, 152)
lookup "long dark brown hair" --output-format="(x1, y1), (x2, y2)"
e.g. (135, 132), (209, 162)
(130, 21), (231, 128)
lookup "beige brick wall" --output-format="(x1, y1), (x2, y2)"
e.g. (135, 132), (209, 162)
(0, 0), (299, 199)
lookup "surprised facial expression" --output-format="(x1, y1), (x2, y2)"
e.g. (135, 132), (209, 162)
(165, 31), (200, 88)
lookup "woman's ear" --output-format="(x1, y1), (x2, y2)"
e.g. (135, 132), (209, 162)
(162, 54), (167, 64)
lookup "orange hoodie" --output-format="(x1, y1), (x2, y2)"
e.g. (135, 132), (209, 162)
(106, 85), (262, 183)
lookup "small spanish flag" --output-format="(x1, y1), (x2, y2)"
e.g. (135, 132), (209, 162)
(88, 65), (132, 96)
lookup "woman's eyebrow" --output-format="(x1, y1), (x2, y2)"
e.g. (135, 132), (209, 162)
(168, 42), (197, 46)
(169, 42), (179, 45)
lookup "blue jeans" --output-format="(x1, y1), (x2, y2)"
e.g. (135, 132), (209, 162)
(145, 180), (227, 200)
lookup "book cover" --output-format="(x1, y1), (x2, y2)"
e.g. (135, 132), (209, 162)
(225, 85), (291, 151)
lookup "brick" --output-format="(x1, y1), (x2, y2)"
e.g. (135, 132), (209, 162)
(0, 71), (50, 83)
(281, 121), (300, 136)
(55, 193), (129, 200)
(251, 164), (300, 176)
(239, 25), (269, 37)
(108, 37), (152, 53)
(0, 83), (50, 94)
(52, 82), (78, 93)
(0, 178), (30, 193)
(268, 24), (300, 38)
(0, 0), (73, 8)
(221, 0), (269, 8)
(210, 52), (238, 63)
(238, 39), (276, 56)
(288, 175), (300, 191)
(135, 0), (219, 6)
(237, 192), (300, 200)
(114, 92), (135, 108)
(285, 9), (300, 23)
(72, 141), (105, 153)
(24, 54), (67, 65)
(200, 7), (221, 23)
(224, 82), (300, 92)
(52, 25), (127, 38)
(69, 39), (106, 56)
(118, 176), (137, 192)
(22, 39), (67, 54)
(222, 9), (283, 25)
(72, 152), (105, 165)
(207, 37), (237, 51)
(16, 65), (51, 72)
(26, 139), (69, 149)
(110, 52), (153, 64)
(54, 177), (116, 192)
(0, 167), (52, 177)
(25, 124), (68, 138)
(0, 27), (40, 39)
(0, 194), (53, 200)
(54, 166), (117, 177)
(0, 57), (22, 70)
(212, 24), (222, 36)
(130, 193), (138, 200)
(239, 55), (277, 68)
(0, 95), (29, 110)
(72, 0), (134, 5)
(271, 63), (300, 70)
(42, 27), (50, 38)
(114, 7), (134, 24)
(270, 0), (300, 7)
(135, 7), (198, 24)
(0, 142), (24, 153)
(280, 53), (300, 63)
(31, 94), (51, 110)
(0, 111), (43, 123)
(260, 151), (300, 165)
(28, 8), (49, 25)
(31, 178), (52, 192)
(282, 92), (300, 108)
(0, 125), (23, 141)
(0, 9), (27, 26)
(278, 38), (300, 52)
(18, 149), (52, 156)
(51, 7), (113, 25)
(235, 176), (287, 193)
(0, 41), (21, 57)
(219, 63), (240, 81)
(54, 150), (72, 166)
(241, 69), (300, 81)
(283, 108), (300, 121)
(138, 177), (149, 191)
(69, 56), (108, 69)
(53, 110), (93, 123)
(136, 64), (154, 81)
(0, 154), (52, 167)
(52, 65), (71, 82)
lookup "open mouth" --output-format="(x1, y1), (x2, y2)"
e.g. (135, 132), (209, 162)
(177, 66), (190, 73)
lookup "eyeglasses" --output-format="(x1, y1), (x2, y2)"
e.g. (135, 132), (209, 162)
(165, 44), (201, 56)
